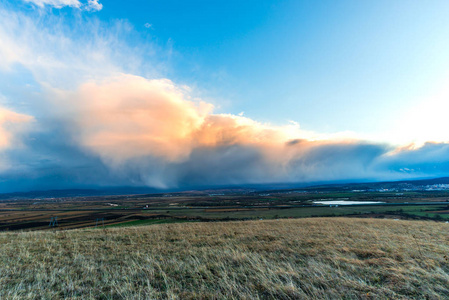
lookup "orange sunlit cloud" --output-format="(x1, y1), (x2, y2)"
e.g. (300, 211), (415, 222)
(54, 74), (213, 164)
(52, 73), (360, 169)
(0, 107), (33, 150)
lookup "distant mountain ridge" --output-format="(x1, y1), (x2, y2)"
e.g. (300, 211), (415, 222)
(0, 187), (163, 200)
(1, 177), (449, 200)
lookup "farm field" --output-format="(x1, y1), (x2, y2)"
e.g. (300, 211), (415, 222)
(1, 190), (449, 231)
(1, 218), (448, 299)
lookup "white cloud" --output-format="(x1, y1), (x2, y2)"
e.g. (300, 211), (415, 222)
(23, 0), (102, 11)
(0, 7), (149, 89)
(85, 0), (102, 12)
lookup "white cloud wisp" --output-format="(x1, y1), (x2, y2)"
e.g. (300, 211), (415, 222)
(23, 0), (102, 11)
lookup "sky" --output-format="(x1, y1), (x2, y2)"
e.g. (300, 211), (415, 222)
(1, 0), (449, 192)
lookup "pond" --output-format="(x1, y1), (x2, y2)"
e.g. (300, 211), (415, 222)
(313, 200), (385, 205)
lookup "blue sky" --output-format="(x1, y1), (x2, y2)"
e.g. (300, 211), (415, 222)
(100, 0), (449, 142)
(1, 0), (449, 192)
(11, 0), (449, 139)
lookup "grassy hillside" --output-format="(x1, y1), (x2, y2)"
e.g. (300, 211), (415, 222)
(1, 218), (448, 299)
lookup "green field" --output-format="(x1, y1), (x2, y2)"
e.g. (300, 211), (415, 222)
(141, 205), (449, 221)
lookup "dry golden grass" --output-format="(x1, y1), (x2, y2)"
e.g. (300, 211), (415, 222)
(1, 218), (448, 299)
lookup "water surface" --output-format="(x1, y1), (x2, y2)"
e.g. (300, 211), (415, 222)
(313, 200), (385, 205)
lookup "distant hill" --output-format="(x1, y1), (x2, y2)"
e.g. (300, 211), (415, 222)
(302, 177), (449, 192)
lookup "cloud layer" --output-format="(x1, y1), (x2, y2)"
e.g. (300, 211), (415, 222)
(0, 2), (449, 192)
